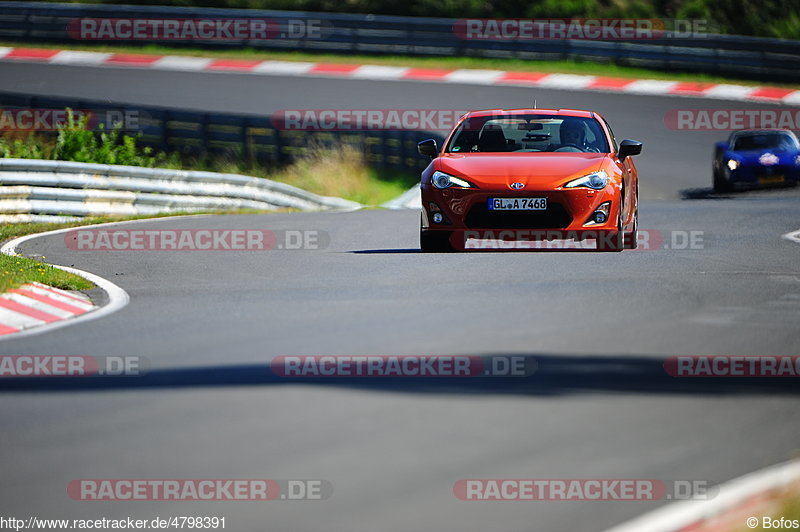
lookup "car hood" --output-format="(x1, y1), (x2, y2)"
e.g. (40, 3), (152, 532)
(730, 149), (798, 163)
(437, 153), (608, 189)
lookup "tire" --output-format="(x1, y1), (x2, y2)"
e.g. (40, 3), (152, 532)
(622, 184), (638, 249)
(713, 166), (733, 193)
(420, 230), (454, 252)
(598, 192), (625, 252)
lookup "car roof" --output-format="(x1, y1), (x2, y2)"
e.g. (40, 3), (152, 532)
(465, 109), (597, 119)
(728, 129), (799, 144)
(730, 129), (797, 137)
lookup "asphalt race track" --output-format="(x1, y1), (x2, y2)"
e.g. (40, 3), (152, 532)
(1, 61), (800, 532)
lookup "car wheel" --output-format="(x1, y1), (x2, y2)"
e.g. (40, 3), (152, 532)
(621, 182), (638, 249)
(713, 166), (732, 193)
(420, 230), (455, 252)
(622, 209), (638, 249)
(598, 193), (625, 252)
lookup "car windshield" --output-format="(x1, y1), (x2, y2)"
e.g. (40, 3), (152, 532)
(732, 132), (798, 151)
(446, 114), (610, 154)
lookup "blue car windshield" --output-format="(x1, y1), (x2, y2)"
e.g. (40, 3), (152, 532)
(732, 133), (798, 152)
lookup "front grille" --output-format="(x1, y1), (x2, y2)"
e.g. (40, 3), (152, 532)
(756, 165), (789, 178)
(465, 202), (572, 229)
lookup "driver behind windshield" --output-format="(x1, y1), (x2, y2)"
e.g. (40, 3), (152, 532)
(547, 118), (599, 152)
(446, 115), (608, 153)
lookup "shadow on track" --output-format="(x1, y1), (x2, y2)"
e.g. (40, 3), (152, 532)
(681, 185), (799, 200)
(351, 249), (421, 254)
(2, 354), (798, 396)
(680, 188), (732, 200)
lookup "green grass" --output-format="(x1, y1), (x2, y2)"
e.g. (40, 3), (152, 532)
(0, 111), (181, 167)
(746, 490), (800, 531)
(3, 41), (798, 89)
(256, 144), (416, 205)
(0, 253), (93, 293)
(162, 155), (415, 206)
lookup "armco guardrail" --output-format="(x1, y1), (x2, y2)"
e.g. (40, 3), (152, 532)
(0, 158), (361, 222)
(0, 91), (443, 173)
(0, 2), (799, 81)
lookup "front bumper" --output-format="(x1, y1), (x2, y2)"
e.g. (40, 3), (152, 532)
(727, 165), (800, 185)
(421, 185), (621, 234)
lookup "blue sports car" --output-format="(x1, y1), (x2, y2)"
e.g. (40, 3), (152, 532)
(713, 129), (800, 192)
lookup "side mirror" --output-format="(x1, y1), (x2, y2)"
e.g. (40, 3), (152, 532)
(618, 139), (642, 162)
(418, 139), (438, 158)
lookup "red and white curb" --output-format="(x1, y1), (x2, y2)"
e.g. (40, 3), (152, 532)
(0, 223), (130, 341)
(605, 459), (800, 532)
(1, 46), (798, 105)
(0, 281), (95, 336)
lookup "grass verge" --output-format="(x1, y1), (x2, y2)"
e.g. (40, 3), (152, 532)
(183, 144), (416, 205)
(245, 144), (415, 205)
(746, 488), (800, 531)
(0, 254), (93, 293)
(2, 41), (797, 89)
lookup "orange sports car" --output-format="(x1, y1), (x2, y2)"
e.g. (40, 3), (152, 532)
(417, 109), (642, 251)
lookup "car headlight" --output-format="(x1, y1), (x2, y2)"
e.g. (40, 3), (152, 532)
(432, 171), (474, 189)
(727, 159), (740, 171)
(564, 170), (608, 190)
(794, 155), (800, 167)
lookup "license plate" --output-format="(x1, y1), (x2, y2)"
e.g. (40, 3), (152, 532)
(759, 175), (785, 185)
(488, 197), (547, 211)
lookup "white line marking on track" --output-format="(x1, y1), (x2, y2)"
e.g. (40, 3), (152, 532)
(782, 229), (800, 243)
